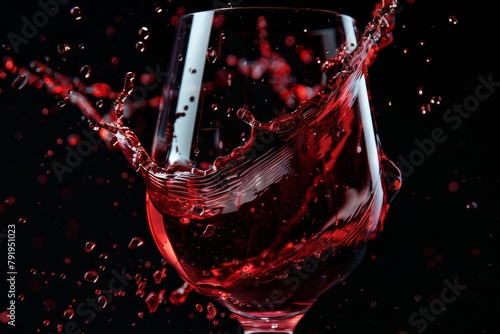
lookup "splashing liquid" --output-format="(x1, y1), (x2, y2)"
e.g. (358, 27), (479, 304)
(107, 1), (399, 192)
(140, 2), (400, 316)
(4, 1), (401, 313)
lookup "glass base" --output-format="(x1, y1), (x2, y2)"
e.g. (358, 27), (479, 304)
(234, 313), (304, 333)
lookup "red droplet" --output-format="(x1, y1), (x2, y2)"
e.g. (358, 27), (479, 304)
(67, 134), (81, 146)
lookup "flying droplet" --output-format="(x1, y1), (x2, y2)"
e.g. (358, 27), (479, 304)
(136, 281), (146, 297)
(138, 27), (150, 40)
(11, 74), (27, 90)
(466, 202), (478, 209)
(155, 6), (163, 13)
(420, 104), (431, 114)
(430, 96), (441, 105)
(128, 237), (145, 249)
(202, 224), (216, 238)
(63, 308), (75, 319)
(206, 47), (217, 63)
(237, 108), (261, 129)
(18, 217), (27, 224)
(448, 181), (459, 192)
(96, 100), (104, 108)
(145, 290), (165, 313)
(206, 302), (217, 319)
(84, 242), (96, 252)
(448, 15), (458, 25)
(57, 44), (71, 54)
(83, 270), (99, 283)
(135, 41), (145, 52)
(70, 7), (82, 20)
(169, 283), (192, 306)
(80, 65), (91, 79)
(153, 268), (167, 284)
(97, 295), (108, 308)
(89, 120), (101, 131)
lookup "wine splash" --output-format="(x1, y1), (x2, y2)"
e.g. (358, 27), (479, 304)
(2, 0), (401, 317)
(4, 0), (397, 172)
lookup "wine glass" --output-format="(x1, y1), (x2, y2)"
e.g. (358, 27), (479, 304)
(112, 5), (402, 334)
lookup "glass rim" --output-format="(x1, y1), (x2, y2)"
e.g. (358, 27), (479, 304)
(178, 6), (356, 22)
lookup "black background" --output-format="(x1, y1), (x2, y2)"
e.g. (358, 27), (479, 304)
(1, 0), (499, 333)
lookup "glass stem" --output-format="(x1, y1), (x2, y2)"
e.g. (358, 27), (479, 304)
(234, 313), (304, 334)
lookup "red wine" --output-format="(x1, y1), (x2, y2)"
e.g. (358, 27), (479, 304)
(4, 0), (401, 322)
(145, 69), (400, 316)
